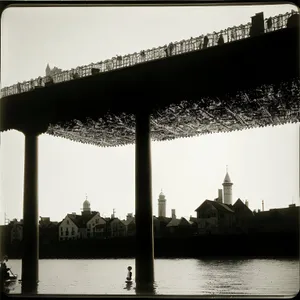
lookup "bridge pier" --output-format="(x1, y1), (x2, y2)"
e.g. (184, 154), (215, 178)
(135, 110), (154, 289)
(21, 128), (44, 294)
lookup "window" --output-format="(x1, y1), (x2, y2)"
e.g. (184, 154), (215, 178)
(67, 220), (69, 225)
(96, 219), (99, 224)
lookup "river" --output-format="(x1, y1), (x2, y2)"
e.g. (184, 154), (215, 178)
(6, 258), (299, 296)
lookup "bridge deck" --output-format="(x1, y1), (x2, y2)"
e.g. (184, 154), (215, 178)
(0, 25), (299, 146)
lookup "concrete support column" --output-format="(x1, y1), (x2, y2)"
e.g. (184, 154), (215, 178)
(135, 110), (154, 288)
(21, 132), (39, 294)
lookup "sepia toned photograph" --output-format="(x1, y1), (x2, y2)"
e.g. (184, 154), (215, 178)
(0, 2), (299, 297)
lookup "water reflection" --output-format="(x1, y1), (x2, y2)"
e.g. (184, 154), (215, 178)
(197, 257), (249, 266)
(21, 280), (38, 294)
(123, 281), (133, 291)
(135, 281), (157, 295)
(1, 280), (18, 295)
(5, 258), (299, 295)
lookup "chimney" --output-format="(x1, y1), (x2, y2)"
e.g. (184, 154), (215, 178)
(218, 189), (223, 203)
(171, 209), (176, 219)
(111, 209), (116, 219)
(262, 200), (264, 212)
(245, 200), (249, 208)
(72, 212), (76, 216)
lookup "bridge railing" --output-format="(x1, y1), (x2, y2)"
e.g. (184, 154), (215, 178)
(1, 10), (297, 98)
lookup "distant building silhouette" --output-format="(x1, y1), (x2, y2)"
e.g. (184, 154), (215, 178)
(223, 166), (233, 205)
(195, 200), (235, 234)
(158, 190), (166, 217)
(232, 198), (254, 233)
(45, 63), (62, 77)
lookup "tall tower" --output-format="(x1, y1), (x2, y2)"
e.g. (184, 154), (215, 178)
(158, 190), (166, 217)
(45, 64), (51, 76)
(82, 194), (91, 215)
(222, 166), (233, 205)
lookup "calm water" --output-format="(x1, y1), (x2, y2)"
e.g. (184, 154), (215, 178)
(6, 258), (299, 296)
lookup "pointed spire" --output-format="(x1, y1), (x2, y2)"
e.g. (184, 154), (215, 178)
(223, 165), (232, 184)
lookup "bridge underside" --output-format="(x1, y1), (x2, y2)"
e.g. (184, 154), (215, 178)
(48, 78), (300, 147)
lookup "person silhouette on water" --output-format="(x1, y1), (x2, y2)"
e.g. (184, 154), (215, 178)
(126, 266), (132, 281)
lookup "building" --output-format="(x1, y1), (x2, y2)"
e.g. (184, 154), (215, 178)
(158, 190), (167, 217)
(195, 200), (235, 234)
(107, 217), (126, 237)
(58, 214), (80, 241)
(156, 216), (172, 237)
(39, 217), (59, 244)
(232, 198), (254, 233)
(123, 213), (136, 236)
(58, 198), (106, 240)
(250, 204), (300, 234)
(9, 219), (23, 244)
(0, 225), (9, 249)
(165, 209), (193, 236)
(153, 216), (161, 237)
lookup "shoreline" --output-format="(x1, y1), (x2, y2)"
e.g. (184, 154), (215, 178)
(3, 232), (299, 260)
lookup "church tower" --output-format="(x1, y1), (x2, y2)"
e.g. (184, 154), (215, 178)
(222, 166), (233, 205)
(82, 194), (91, 215)
(158, 190), (166, 217)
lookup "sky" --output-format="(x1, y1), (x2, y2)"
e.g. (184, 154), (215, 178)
(0, 4), (299, 225)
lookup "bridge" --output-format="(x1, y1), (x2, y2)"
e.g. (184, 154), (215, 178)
(0, 9), (299, 295)
(1, 10), (298, 98)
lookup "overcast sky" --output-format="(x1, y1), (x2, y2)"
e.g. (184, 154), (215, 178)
(0, 4), (299, 224)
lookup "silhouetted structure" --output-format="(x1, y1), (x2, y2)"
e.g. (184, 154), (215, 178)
(0, 10), (298, 293)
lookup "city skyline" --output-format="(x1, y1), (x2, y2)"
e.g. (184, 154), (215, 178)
(1, 4), (299, 224)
